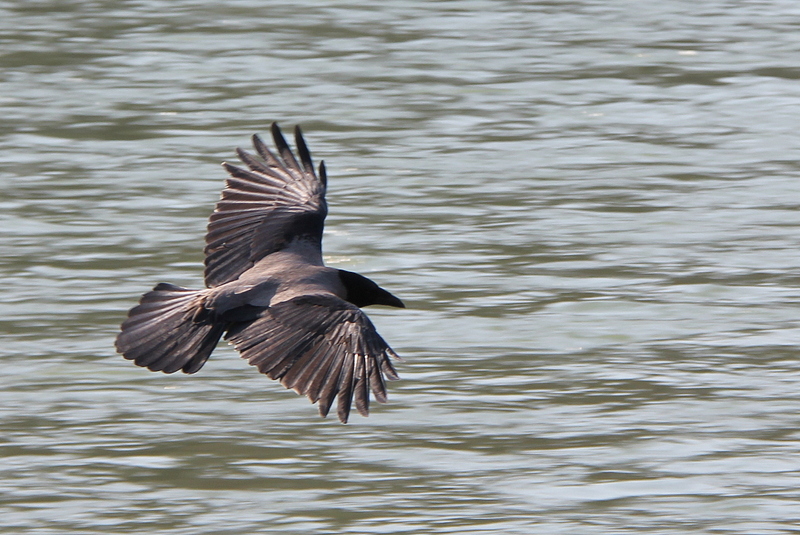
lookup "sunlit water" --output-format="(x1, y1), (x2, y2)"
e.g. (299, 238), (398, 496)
(2, 1), (800, 533)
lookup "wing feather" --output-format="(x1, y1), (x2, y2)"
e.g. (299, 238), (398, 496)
(335, 350), (356, 423)
(252, 132), (290, 173)
(204, 123), (327, 288)
(354, 354), (370, 417)
(305, 343), (346, 405)
(271, 122), (302, 172)
(294, 125), (315, 175)
(225, 294), (400, 423)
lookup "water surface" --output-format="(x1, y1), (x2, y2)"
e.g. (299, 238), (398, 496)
(2, 1), (800, 533)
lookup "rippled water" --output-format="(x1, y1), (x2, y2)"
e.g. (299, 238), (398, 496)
(3, 1), (800, 533)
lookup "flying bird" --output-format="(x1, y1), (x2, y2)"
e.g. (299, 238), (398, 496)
(116, 124), (405, 423)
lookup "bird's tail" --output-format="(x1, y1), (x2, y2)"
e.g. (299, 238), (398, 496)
(115, 283), (225, 374)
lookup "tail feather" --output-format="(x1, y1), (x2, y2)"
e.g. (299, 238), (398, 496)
(116, 283), (224, 374)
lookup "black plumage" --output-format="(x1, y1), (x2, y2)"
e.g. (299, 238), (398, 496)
(116, 124), (404, 423)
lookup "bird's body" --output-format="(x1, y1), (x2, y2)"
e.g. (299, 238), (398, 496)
(206, 245), (341, 311)
(116, 124), (404, 423)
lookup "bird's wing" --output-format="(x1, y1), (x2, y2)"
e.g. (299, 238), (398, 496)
(225, 294), (400, 423)
(204, 123), (328, 288)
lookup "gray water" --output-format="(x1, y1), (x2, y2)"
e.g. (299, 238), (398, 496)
(2, 1), (800, 533)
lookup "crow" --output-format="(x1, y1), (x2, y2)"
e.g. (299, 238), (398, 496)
(115, 124), (405, 423)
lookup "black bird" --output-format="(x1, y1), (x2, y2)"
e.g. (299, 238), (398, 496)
(115, 124), (405, 423)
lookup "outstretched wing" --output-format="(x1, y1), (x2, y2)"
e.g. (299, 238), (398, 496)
(225, 294), (401, 423)
(204, 123), (328, 288)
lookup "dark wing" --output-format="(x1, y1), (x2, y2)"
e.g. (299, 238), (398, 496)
(225, 294), (400, 423)
(204, 123), (328, 288)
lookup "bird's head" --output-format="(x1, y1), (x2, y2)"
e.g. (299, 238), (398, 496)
(337, 269), (405, 309)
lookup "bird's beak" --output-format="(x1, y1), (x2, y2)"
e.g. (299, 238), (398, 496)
(375, 288), (405, 308)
